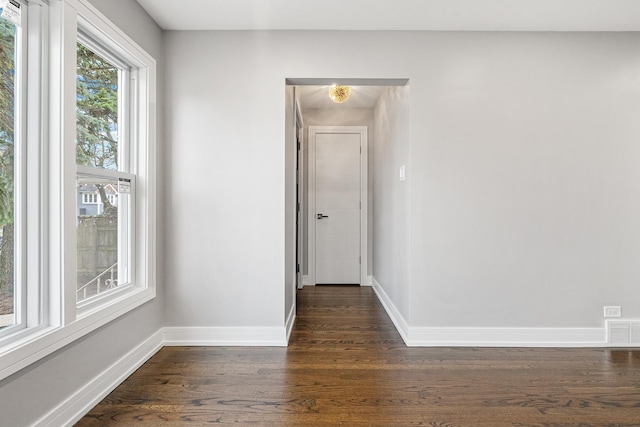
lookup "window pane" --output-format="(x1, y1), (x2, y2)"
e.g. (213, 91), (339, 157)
(0, 19), (16, 329)
(76, 42), (119, 170)
(77, 175), (125, 303)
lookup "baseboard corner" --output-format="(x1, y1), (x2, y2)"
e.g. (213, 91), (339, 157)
(286, 304), (296, 343)
(371, 277), (410, 344)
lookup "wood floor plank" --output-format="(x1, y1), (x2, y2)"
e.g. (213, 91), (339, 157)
(77, 286), (640, 426)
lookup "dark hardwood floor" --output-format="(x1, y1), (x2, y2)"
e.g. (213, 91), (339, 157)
(77, 286), (640, 426)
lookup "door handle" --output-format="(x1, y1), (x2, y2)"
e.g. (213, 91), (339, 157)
(317, 213), (329, 220)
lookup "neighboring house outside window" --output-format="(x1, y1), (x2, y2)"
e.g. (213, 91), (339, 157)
(77, 183), (119, 217)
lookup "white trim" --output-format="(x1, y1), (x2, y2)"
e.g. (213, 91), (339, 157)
(406, 327), (606, 347)
(294, 96), (305, 291)
(26, 0), (47, 332)
(372, 277), (607, 347)
(371, 277), (410, 343)
(302, 275), (314, 285)
(285, 303), (296, 343)
(308, 128), (317, 282)
(50, 0), (80, 331)
(34, 329), (163, 427)
(77, 0), (156, 68)
(163, 327), (289, 347)
(308, 126), (368, 285)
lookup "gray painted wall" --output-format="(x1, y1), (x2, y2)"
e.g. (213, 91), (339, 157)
(0, 1), (164, 425)
(373, 86), (411, 319)
(164, 30), (640, 331)
(408, 33), (640, 328)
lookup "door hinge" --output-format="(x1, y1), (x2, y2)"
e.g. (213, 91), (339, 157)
(296, 263), (300, 273)
(297, 139), (301, 151)
(297, 202), (300, 212)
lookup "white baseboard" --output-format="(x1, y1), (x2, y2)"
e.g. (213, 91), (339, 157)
(371, 277), (410, 344)
(407, 326), (606, 347)
(285, 304), (296, 343)
(35, 329), (164, 427)
(300, 276), (373, 287)
(163, 326), (288, 346)
(372, 276), (607, 347)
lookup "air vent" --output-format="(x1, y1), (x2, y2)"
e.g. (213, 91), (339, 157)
(607, 320), (640, 346)
(631, 323), (640, 345)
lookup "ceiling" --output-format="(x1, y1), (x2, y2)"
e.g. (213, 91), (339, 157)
(297, 86), (386, 110)
(136, 0), (640, 31)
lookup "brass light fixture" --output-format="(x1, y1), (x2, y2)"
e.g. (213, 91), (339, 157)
(329, 85), (351, 103)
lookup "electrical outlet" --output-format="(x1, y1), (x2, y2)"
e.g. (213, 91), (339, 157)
(604, 306), (622, 318)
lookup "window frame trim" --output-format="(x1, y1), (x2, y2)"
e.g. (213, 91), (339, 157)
(71, 0), (156, 321)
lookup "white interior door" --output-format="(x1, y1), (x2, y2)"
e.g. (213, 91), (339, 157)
(315, 132), (361, 284)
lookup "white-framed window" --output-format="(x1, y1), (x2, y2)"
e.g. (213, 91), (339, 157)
(75, 29), (134, 306)
(81, 192), (99, 204)
(73, 1), (155, 314)
(74, 9), (143, 312)
(0, 0), (156, 381)
(0, 0), (46, 351)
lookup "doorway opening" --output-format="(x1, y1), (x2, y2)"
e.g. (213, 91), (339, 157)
(286, 78), (409, 294)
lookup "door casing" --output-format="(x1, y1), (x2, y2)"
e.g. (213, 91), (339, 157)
(295, 105), (304, 290)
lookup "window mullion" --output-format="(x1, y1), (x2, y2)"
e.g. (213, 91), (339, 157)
(48, 0), (78, 326)
(25, 0), (45, 329)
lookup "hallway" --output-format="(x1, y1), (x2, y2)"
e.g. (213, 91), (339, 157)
(78, 286), (640, 425)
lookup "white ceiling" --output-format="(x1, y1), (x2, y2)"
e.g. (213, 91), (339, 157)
(136, 0), (640, 31)
(297, 86), (386, 110)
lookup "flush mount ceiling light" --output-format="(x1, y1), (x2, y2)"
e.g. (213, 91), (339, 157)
(329, 85), (351, 103)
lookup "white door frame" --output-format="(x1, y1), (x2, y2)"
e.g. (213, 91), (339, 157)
(308, 126), (368, 285)
(295, 102), (304, 290)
